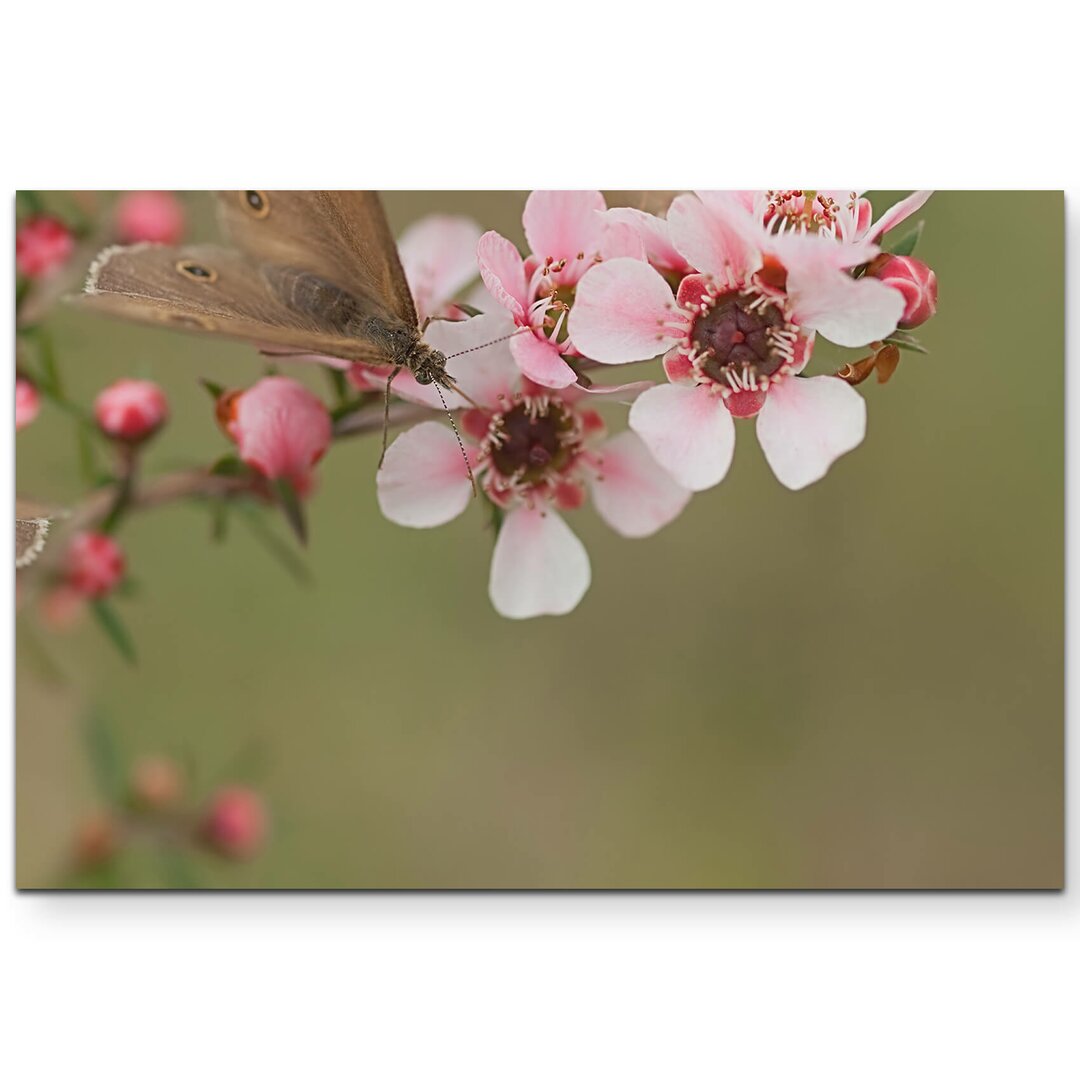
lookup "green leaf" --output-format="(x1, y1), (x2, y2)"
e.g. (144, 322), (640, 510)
(210, 500), (230, 542)
(884, 335), (929, 355)
(274, 477), (308, 546)
(234, 504), (312, 585)
(16, 190), (45, 216)
(325, 366), (350, 406)
(886, 220), (924, 257)
(90, 599), (137, 665)
(83, 709), (126, 802)
(158, 847), (201, 889)
(200, 378), (226, 401)
(209, 453), (248, 477)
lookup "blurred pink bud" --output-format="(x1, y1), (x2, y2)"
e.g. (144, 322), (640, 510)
(201, 787), (267, 860)
(73, 812), (119, 868)
(223, 376), (332, 495)
(65, 531), (125, 599)
(16, 215), (75, 278)
(130, 756), (184, 811)
(40, 583), (86, 631)
(94, 378), (169, 443)
(868, 254), (938, 329)
(115, 191), (185, 245)
(16, 377), (41, 430)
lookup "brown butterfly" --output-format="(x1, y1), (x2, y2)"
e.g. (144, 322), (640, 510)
(73, 191), (474, 464)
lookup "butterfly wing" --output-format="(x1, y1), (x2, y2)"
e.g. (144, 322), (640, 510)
(14, 499), (64, 570)
(216, 191), (417, 327)
(73, 242), (385, 363)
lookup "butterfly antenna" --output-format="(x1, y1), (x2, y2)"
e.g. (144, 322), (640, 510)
(433, 380), (477, 497)
(443, 327), (530, 361)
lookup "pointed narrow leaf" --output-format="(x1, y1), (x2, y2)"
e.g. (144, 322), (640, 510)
(274, 478), (308, 546)
(90, 599), (137, 665)
(887, 220), (924, 257)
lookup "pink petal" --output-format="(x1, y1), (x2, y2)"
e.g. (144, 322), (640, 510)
(398, 214), (483, 322)
(425, 311), (522, 408)
(477, 231), (529, 318)
(569, 258), (682, 365)
(488, 505), (591, 619)
(522, 190), (606, 264)
(510, 331), (577, 389)
(604, 207), (691, 273)
(588, 431), (691, 538)
(376, 421), (474, 527)
(628, 384), (735, 492)
(668, 193), (761, 279)
(869, 191), (933, 241)
(755, 375), (866, 490)
(787, 268), (905, 347)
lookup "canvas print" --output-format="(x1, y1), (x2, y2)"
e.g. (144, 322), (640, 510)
(14, 190), (1063, 888)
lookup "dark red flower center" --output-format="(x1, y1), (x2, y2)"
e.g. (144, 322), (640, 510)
(692, 292), (789, 388)
(489, 401), (577, 485)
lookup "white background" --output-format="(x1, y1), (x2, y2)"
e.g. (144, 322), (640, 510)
(3, 3), (1076, 1076)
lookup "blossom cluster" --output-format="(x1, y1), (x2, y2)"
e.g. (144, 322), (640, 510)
(16, 189), (937, 632)
(377, 190), (936, 617)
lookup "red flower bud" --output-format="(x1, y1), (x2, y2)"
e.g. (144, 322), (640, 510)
(115, 191), (185, 245)
(16, 216), (75, 279)
(200, 787), (267, 860)
(16, 377), (40, 431)
(94, 378), (169, 443)
(868, 254), (938, 329)
(65, 532), (125, 599)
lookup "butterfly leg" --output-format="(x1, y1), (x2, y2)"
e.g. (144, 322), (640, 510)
(378, 364), (404, 469)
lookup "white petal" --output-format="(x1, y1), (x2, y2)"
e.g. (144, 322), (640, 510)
(376, 421), (473, 527)
(756, 376), (866, 491)
(424, 311), (521, 408)
(588, 432), (691, 538)
(568, 258), (681, 364)
(788, 269), (905, 348)
(629, 384), (736, 492)
(488, 506), (591, 619)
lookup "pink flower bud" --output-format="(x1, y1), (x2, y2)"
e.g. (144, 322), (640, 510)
(94, 378), (169, 443)
(65, 532), (125, 599)
(15, 377), (40, 430)
(130, 756), (184, 811)
(201, 787), (267, 860)
(40, 584), (85, 631)
(222, 376), (332, 495)
(868, 254), (938, 329)
(115, 191), (185, 245)
(16, 215), (75, 278)
(73, 812), (119, 869)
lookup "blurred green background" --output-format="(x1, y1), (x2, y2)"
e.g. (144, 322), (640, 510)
(15, 191), (1063, 888)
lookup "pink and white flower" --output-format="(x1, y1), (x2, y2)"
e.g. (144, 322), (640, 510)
(94, 378), (169, 443)
(115, 191), (185, 245)
(397, 213), (483, 323)
(376, 313), (690, 619)
(219, 376), (332, 496)
(16, 377), (40, 430)
(569, 191), (931, 491)
(476, 190), (644, 391)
